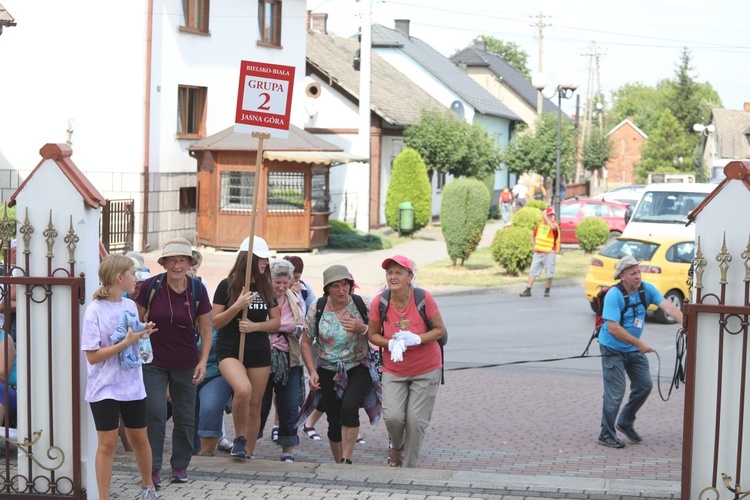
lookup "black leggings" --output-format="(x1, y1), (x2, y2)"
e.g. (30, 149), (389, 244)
(318, 363), (371, 443)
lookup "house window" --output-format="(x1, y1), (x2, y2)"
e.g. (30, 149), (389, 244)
(220, 171), (254, 210)
(311, 170), (330, 212)
(436, 171), (447, 192)
(258, 0), (282, 47)
(181, 0), (210, 34)
(267, 172), (305, 212)
(177, 85), (207, 138)
(179, 187), (197, 211)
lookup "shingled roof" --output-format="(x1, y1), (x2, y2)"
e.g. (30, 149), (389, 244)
(371, 24), (520, 121)
(450, 44), (560, 116)
(306, 31), (445, 127)
(712, 108), (750, 160)
(0, 3), (16, 29)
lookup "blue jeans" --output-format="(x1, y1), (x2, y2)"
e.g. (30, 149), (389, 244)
(193, 375), (233, 453)
(599, 344), (652, 440)
(143, 365), (196, 470)
(259, 365), (301, 447)
(501, 202), (511, 220)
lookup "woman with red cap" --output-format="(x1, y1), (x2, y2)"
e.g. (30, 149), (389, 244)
(367, 255), (445, 468)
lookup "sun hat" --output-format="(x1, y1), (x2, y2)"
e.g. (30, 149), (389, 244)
(157, 237), (197, 266)
(238, 236), (273, 258)
(614, 255), (641, 279)
(191, 247), (203, 267)
(323, 265), (353, 288)
(381, 255), (414, 274)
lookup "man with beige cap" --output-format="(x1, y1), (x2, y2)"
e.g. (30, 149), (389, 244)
(596, 255), (683, 449)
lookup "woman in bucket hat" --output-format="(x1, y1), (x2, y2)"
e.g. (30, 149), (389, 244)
(211, 236), (280, 459)
(134, 237), (213, 487)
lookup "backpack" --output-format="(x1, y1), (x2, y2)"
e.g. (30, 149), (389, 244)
(143, 272), (203, 326)
(534, 188), (544, 200)
(379, 287), (447, 384)
(583, 281), (646, 356)
(314, 294), (369, 334)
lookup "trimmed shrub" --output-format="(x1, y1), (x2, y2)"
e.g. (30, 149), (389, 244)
(327, 220), (392, 250)
(490, 226), (533, 276)
(440, 178), (490, 266)
(576, 217), (609, 253)
(384, 148), (432, 233)
(488, 204), (502, 220)
(512, 206), (543, 231)
(525, 199), (547, 211)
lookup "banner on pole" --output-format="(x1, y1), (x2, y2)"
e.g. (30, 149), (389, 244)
(234, 60), (295, 139)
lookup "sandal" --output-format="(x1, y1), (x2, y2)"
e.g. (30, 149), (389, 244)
(271, 426), (279, 443)
(303, 425), (321, 440)
(387, 448), (403, 467)
(356, 436), (366, 445)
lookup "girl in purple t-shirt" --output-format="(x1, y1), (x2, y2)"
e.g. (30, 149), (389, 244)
(81, 254), (158, 500)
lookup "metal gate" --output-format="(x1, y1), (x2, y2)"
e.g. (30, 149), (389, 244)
(0, 207), (86, 498)
(100, 199), (134, 254)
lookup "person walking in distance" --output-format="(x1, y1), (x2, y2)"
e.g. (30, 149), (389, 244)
(511, 181), (528, 212)
(596, 256), (683, 448)
(520, 207), (561, 298)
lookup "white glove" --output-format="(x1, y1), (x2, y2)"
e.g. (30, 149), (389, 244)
(395, 330), (422, 347)
(388, 338), (406, 362)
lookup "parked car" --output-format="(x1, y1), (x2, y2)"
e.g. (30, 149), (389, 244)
(559, 198), (629, 245)
(583, 235), (694, 324)
(593, 184), (647, 207)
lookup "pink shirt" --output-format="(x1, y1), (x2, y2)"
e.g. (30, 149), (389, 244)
(369, 288), (442, 377)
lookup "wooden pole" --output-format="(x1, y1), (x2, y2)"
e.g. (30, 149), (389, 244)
(238, 131), (270, 363)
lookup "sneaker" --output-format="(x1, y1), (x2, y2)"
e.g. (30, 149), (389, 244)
(616, 423), (642, 443)
(356, 436), (366, 445)
(231, 436), (248, 458)
(141, 485), (157, 500)
(171, 467), (188, 483)
(281, 453), (294, 463)
(217, 435), (233, 452)
(544, 288), (550, 297)
(271, 426), (279, 443)
(151, 469), (161, 489)
(597, 435), (626, 448)
(520, 289), (531, 297)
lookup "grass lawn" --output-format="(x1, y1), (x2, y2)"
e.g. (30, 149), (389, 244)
(416, 246), (593, 288)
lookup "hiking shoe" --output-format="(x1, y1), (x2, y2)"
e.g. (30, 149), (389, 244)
(544, 288), (550, 297)
(141, 485), (157, 500)
(597, 435), (626, 448)
(616, 423), (642, 443)
(171, 467), (188, 483)
(281, 453), (294, 463)
(217, 435), (232, 452)
(151, 469), (161, 489)
(520, 289), (531, 297)
(231, 436), (248, 458)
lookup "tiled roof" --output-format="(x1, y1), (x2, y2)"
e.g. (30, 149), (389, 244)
(450, 46), (559, 115)
(712, 108), (750, 160)
(371, 24), (520, 121)
(0, 3), (16, 26)
(306, 31), (445, 127)
(188, 125), (344, 152)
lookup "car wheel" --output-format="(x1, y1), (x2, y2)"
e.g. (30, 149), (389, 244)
(606, 231), (622, 245)
(654, 290), (683, 324)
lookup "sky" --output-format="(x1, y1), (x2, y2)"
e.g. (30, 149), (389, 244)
(308, 0), (750, 119)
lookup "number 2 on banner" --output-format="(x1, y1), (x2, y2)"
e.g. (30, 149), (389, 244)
(258, 93), (271, 111)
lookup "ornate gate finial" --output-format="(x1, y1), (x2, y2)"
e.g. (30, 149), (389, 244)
(44, 209), (58, 258)
(65, 215), (79, 264)
(693, 236), (707, 290)
(717, 232), (732, 285)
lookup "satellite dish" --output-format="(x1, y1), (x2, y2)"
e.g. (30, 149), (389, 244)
(450, 101), (464, 118)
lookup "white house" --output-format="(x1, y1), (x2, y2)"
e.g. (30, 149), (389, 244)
(0, 0), (308, 251)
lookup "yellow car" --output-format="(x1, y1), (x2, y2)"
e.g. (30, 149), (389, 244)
(584, 236), (694, 324)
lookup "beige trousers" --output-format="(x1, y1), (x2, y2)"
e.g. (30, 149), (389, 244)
(382, 368), (441, 468)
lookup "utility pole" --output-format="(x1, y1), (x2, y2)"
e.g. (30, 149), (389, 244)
(578, 41), (605, 182)
(530, 12), (551, 115)
(358, 0), (372, 232)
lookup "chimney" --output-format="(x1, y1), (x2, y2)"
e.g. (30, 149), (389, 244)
(473, 37), (486, 51)
(395, 19), (410, 37)
(311, 13), (328, 35)
(744, 102), (750, 113)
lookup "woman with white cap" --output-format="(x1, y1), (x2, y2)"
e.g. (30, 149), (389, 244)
(212, 236), (280, 460)
(367, 255), (445, 468)
(135, 237), (213, 487)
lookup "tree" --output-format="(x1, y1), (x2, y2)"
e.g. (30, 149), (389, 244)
(384, 148), (432, 232)
(635, 109), (694, 182)
(440, 178), (490, 266)
(668, 47), (719, 137)
(404, 110), (502, 179)
(582, 128), (612, 173)
(479, 36), (531, 78)
(500, 114), (576, 180)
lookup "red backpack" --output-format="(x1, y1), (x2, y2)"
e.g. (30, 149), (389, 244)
(582, 282), (646, 356)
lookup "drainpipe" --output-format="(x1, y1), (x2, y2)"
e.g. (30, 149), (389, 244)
(141, 0), (154, 252)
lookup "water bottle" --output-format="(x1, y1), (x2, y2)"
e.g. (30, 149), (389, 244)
(138, 335), (153, 364)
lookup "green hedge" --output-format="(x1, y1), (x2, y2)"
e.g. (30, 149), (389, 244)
(384, 148), (432, 233)
(327, 220), (392, 250)
(490, 226), (533, 276)
(576, 217), (609, 253)
(512, 206), (543, 231)
(440, 178), (490, 266)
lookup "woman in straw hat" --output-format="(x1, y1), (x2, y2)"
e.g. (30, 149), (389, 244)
(212, 236), (280, 459)
(134, 237), (213, 487)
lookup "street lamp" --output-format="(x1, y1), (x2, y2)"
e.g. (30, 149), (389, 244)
(532, 74), (579, 218)
(693, 123), (715, 182)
